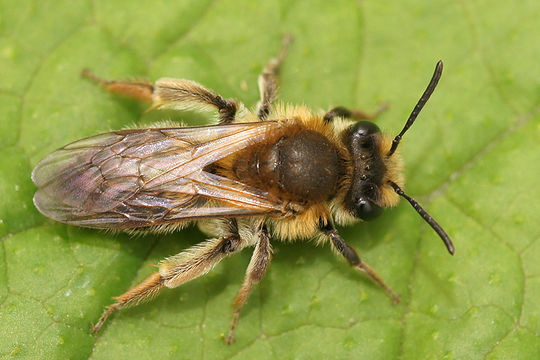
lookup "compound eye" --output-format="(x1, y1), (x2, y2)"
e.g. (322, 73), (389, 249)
(348, 121), (381, 151)
(355, 197), (382, 220)
(351, 121), (381, 137)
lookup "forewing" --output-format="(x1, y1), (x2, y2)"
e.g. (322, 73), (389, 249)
(32, 122), (285, 229)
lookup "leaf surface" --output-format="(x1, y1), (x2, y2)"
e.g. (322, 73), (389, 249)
(1, 0), (539, 359)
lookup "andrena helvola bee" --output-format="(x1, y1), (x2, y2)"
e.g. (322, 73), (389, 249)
(32, 36), (454, 344)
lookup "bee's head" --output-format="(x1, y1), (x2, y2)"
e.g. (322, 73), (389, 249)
(341, 121), (400, 221)
(341, 61), (454, 255)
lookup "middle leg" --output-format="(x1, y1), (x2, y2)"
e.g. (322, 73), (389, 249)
(226, 224), (272, 344)
(256, 34), (292, 120)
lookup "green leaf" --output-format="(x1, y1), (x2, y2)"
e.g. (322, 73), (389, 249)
(1, 0), (538, 359)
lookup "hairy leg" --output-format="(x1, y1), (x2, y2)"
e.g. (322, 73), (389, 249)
(91, 220), (245, 332)
(81, 69), (154, 103)
(226, 224), (272, 344)
(256, 35), (292, 120)
(323, 104), (388, 123)
(82, 69), (240, 124)
(319, 221), (400, 303)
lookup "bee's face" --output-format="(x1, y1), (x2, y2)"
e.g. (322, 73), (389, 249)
(342, 121), (386, 220)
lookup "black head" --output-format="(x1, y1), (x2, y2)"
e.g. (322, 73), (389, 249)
(340, 61), (455, 255)
(342, 121), (385, 220)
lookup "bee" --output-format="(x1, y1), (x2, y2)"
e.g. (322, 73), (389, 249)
(31, 36), (454, 344)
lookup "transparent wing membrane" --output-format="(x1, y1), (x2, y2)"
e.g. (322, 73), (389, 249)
(32, 122), (285, 229)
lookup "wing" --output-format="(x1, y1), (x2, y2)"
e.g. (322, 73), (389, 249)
(32, 122), (286, 229)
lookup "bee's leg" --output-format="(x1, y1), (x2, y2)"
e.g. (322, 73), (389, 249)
(91, 271), (164, 333)
(256, 34), (292, 120)
(319, 220), (401, 304)
(151, 78), (240, 124)
(323, 104), (388, 123)
(226, 224), (271, 344)
(82, 69), (240, 124)
(92, 220), (247, 333)
(81, 69), (154, 104)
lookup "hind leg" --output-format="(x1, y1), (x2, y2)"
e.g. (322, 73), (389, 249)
(91, 220), (247, 332)
(82, 69), (154, 103)
(82, 69), (240, 124)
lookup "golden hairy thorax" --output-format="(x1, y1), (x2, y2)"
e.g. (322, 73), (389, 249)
(213, 105), (403, 240)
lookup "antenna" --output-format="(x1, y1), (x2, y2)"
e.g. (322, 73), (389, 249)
(389, 181), (455, 255)
(387, 61), (443, 157)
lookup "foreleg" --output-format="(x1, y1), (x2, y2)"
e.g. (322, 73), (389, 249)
(323, 104), (388, 123)
(319, 221), (400, 303)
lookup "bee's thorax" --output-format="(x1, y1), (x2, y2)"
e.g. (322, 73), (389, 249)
(233, 129), (344, 203)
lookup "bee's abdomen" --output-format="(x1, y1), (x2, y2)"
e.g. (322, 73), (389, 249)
(234, 130), (343, 202)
